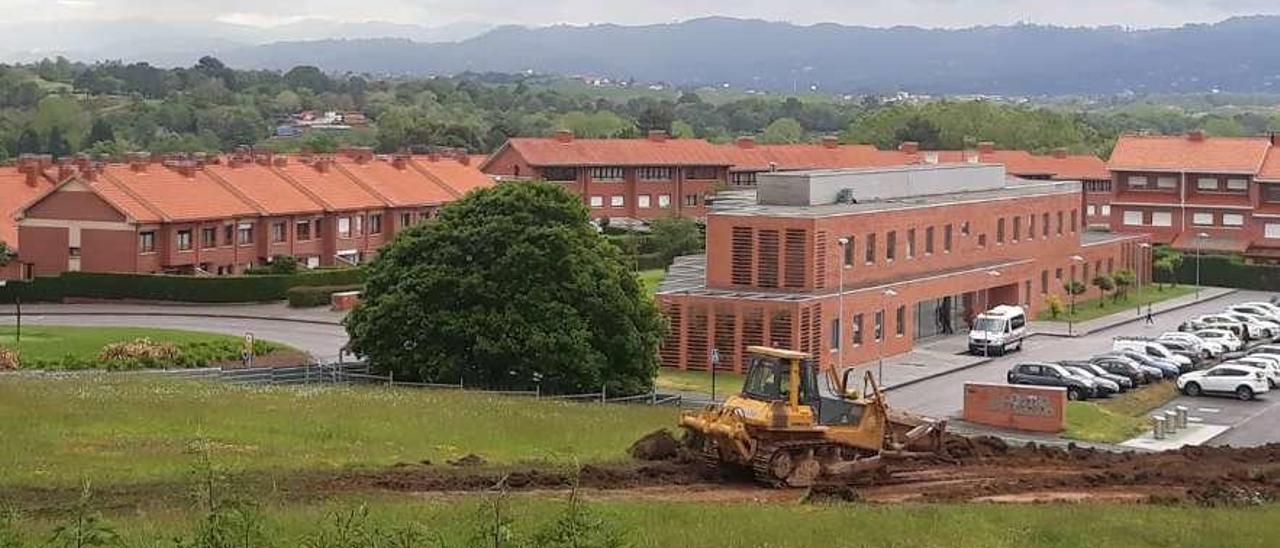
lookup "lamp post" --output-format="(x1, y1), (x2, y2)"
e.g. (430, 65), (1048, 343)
(1196, 232), (1209, 301)
(837, 238), (850, 371)
(1068, 255), (1085, 336)
(877, 288), (898, 385)
(1137, 243), (1151, 318)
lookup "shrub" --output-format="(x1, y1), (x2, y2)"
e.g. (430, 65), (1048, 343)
(0, 347), (18, 370)
(1045, 294), (1064, 319)
(0, 268), (365, 304)
(287, 285), (362, 308)
(97, 338), (183, 370)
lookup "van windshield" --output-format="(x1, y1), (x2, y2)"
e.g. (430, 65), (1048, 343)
(974, 318), (1005, 332)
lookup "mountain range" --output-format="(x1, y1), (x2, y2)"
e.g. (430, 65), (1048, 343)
(10, 16), (1280, 95)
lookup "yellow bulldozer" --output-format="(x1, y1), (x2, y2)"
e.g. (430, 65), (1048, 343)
(679, 346), (947, 487)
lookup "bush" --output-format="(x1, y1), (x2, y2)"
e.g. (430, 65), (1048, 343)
(0, 347), (18, 370)
(287, 285), (362, 308)
(1156, 254), (1280, 291)
(97, 338), (182, 370)
(0, 268), (364, 304)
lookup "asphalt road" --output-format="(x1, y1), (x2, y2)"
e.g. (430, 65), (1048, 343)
(0, 313), (350, 362)
(889, 289), (1280, 446)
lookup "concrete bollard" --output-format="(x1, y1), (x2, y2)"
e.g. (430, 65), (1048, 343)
(1152, 415), (1167, 440)
(1164, 410), (1179, 433)
(1175, 406), (1189, 429)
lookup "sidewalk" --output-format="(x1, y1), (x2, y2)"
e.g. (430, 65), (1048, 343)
(0, 302), (345, 325)
(1030, 287), (1236, 337)
(844, 334), (991, 392)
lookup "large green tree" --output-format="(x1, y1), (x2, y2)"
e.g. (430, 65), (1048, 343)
(345, 183), (665, 395)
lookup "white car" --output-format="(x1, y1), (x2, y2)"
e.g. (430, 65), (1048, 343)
(1112, 338), (1192, 369)
(1202, 314), (1270, 341)
(1191, 316), (1249, 339)
(1221, 312), (1280, 340)
(1194, 329), (1245, 352)
(1232, 303), (1280, 323)
(1158, 332), (1220, 359)
(1178, 364), (1270, 401)
(1225, 357), (1280, 388)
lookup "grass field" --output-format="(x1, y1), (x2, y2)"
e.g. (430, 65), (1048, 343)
(1064, 382), (1178, 442)
(638, 269), (665, 296)
(8, 493), (1280, 547)
(656, 367), (744, 395)
(0, 377), (676, 488)
(1037, 285), (1196, 322)
(0, 325), (282, 369)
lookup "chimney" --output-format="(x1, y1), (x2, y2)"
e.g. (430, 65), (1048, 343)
(18, 154), (39, 187)
(56, 159), (75, 182)
(426, 152), (441, 163)
(1052, 147), (1069, 159)
(314, 157), (332, 173)
(964, 150), (980, 164)
(1188, 130), (1206, 142)
(735, 136), (757, 149)
(553, 129), (574, 143)
(37, 154), (54, 169)
(128, 152), (150, 172)
(350, 147), (374, 164)
(898, 141), (919, 155)
(821, 136), (839, 149)
(647, 130), (668, 143)
(1271, 132), (1278, 146)
(977, 141), (996, 154)
(392, 153), (409, 170)
(458, 154), (471, 166)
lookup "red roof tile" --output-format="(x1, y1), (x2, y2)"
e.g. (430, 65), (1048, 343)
(1109, 134), (1271, 174)
(336, 157), (455, 207)
(0, 169), (55, 249)
(101, 164), (258, 222)
(1172, 232), (1249, 253)
(272, 160), (385, 211)
(500, 137), (733, 167)
(722, 143), (895, 171)
(86, 178), (164, 223)
(204, 162), (323, 215)
(1257, 147), (1280, 181)
(411, 156), (495, 195)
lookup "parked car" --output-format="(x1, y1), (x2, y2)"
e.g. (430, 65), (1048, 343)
(1090, 354), (1158, 384)
(1158, 332), (1221, 359)
(1007, 362), (1096, 401)
(1061, 364), (1120, 396)
(1247, 344), (1280, 356)
(1061, 360), (1134, 391)
(969, 305), (1027, 355)
(1188, 316), (1249, 340)
(1229, 304), (1280, 323)
(1105, 350), (1180, 378)
(1178, 364), (1271, 401)
(1156, 339), (1209, 366)
(1223, 357), (1280, 388)
(1218, 313), (1278, 340)
(1194, 329), (1245, 353)
(1112, 338), (1193, 371)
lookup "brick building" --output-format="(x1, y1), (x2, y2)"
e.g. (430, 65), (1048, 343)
(1107, 131), (1280, 260)
(8, 150), (492, 277)
(656, 164), (1149, 372)
(0, 155), (58, 279)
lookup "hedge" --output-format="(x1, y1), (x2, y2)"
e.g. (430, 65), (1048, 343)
(1156, 254), (1280, 292)
(0, 268), (365, 304)
(286, 285), (362, 308)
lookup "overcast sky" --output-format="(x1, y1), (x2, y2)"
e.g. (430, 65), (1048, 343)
(12, 0), (1280, 29)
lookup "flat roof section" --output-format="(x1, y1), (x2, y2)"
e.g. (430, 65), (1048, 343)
(713, 179), (1081, 219)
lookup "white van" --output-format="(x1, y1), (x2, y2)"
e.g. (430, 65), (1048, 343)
(968, 305), (1027, 356)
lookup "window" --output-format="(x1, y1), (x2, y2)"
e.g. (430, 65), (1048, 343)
(978, 234), (987, 248)
(1024, 281), (1032, 305)
(271, 222), (287, 243)
(1042, 213), (1050, 237)
(610, 195), (625, 207)
(237, 223), (254, 245)
(830, 318), (841, 350)
(400, 213), (412, 227)
(685, 166), (719, 180)
(541, 167), (578, 181)
(1100, 205), (1111, 217)
(338, 217), (351, 238)
(996, 218), (1005, 244)
(589, 195), (604, 208)
(637, 167), (673, 181)
(1041, 270), (1049, 294)
(1108, 258), (1114, 273)
(1028, 215), (1036, 238)
(1123, 210), (1143, 226)
(886, 231), (896, 261)
(906, 228), (916, 259)
(313, 219), (322, 239)
(589, 167), (625, 182)
(1222, 213), (1244, 226)
(1156, 176), (1177, 189)
(296, 221), (311, 241)
(874, 310), (884, 342)
(1055, 268), (1062, 280)
(139, 231), (156, 253)
(1129, 175), (1149, 188)
(638, 195), (651, 209)
(1070, 210), (1078, 232)
(894, 306), (905, 337)
(852, 314), (864, 345)
(684, 194), (699, 207)
(1013, 216), (1022, 242)
(1197, 177), (1219, 191)
(176, 230), (192, 251)
(1056, 211), (1064, 235)
(658, 194), (671, 208)
(1266, 224), (1280, 239)
(353, 215), (363, 236)
(842, 236), (855, 267)
(925, 226), (935, 254)
(201, 227), (217, 249)
(730, 172), (757, 186)
(1192, 212), (1214, 226)
(1087, 205), (1096, 216)
(369, 214), (383, 235)
(961, 221), (970, 236)
(1083, 263), (1090, 282)
(1152, 211), (1172, 227)
(865, 233), (876, 264)
(224, 225), (234, 246)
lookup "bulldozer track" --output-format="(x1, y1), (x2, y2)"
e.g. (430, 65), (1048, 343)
(750, 440), (833, 487)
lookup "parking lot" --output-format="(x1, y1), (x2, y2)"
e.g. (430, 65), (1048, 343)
(891, 289), (1280, 446)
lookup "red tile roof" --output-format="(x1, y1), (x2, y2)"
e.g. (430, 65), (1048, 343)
(496, 137), (733, 167)
(271, 159), (386, 212)
(100, 164), (259, 222)
(721, 143), (894, 171)
(411, 156), (495, 196)
(336, 157), (455, 207)
(1257, 147), (1280, 182)
(1172, 232), (1249, 253)
(1109, 134), (1271, 174)
(0, 169), (55, 249)
(204, 161), (323, 215)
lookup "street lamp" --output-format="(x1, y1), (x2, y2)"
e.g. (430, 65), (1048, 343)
(1196, 232), (1209, 301)
(877, 288), (898, 385)
(837, 238), (850, 370)
(1137, 243), (1151, 318)
(1068, 255), (1086, 336)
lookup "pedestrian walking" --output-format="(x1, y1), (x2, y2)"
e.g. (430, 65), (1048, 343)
(1145, 304), (1155, 325)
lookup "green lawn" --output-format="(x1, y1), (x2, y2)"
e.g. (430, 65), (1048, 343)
(1037, 285), (1197, 322)
(9, 494), (1280, 548)
(638, 268), (665, 296)
(0, 376), (676, 488)
(656, 367), (744, 396)
(0, 325), (281, 369)
(1064, 382), (1178, 443)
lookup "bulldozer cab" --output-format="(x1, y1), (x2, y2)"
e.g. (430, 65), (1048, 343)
(739, 346), (874, 428)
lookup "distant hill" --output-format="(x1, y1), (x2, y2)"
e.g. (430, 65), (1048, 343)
(213, 15), (1280, 95)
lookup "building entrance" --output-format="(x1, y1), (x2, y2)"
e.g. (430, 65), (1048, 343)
(914, 294), (969, 342)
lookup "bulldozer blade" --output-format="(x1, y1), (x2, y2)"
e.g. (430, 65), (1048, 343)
(821, 455), (884, 478)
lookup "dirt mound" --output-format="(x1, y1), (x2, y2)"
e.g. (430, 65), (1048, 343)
(802, 484), (862, 504)
(448, 454), (486, 467)
(629, 429), (681, 461)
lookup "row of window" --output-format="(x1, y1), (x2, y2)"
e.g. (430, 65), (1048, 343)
(830, 306), (907, 350)
(839, 211), (1079, 268)
(1121, 210), (1246, 228)
(1127, 174), (1249, 192)
(1086, 204), (1113, 217)
(541, 166), (719, 182)
(588, 194), (701, 209)
(145, 213), (406, 254)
